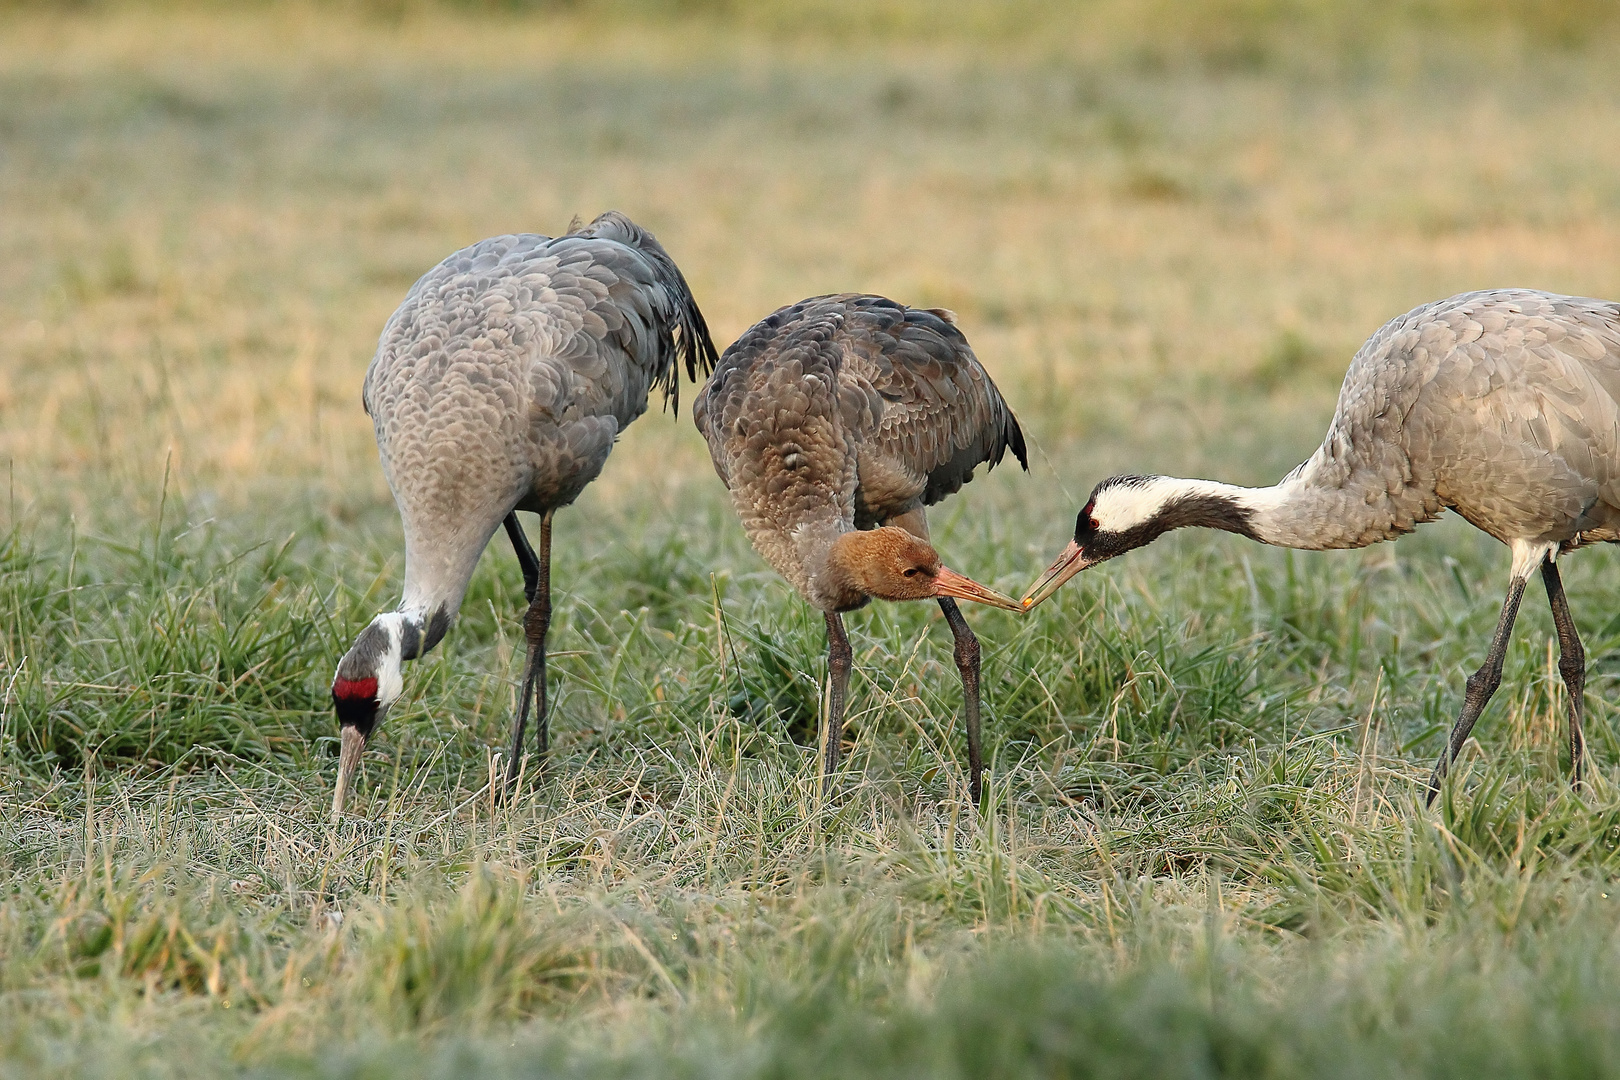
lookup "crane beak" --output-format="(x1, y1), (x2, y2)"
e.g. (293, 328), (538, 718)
(331, 725), (367, 822)
(931, 565), (1026, 611)
(1021, 540), (1093, 610)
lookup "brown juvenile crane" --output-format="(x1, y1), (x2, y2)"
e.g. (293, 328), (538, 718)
(330, 212), (717, 819)
(695, 294), (1027, 801)
(1021, 290), (1620, 803)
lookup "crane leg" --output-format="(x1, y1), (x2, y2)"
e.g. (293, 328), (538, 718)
(1427, 575), (1528, 806)
(938, 597), (984, 804)
(1541, 559), (1587, 791)
(504, 511), (553, 793)
(822, 611), (852, 794)
(504, 513), (540, 604)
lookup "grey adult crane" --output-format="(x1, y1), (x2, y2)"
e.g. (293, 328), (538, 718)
(695, 294), (1027, 801)
(1021, 289), (1620, 803)
(330, 212), (717, 819)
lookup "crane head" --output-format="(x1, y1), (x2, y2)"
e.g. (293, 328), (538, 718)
(1021, 476), (1161, 609)
(329, 614), (409, 821)
(1022, 474), (1261, 609)
(833, 527), (1023, 611)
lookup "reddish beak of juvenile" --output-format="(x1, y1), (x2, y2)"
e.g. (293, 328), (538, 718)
(331, 726), (367, 822)
(931, 565), (1026, 611)
(1021, 540), (1093, 610)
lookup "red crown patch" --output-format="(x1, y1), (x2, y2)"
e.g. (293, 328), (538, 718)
(333, 676), (379, 701)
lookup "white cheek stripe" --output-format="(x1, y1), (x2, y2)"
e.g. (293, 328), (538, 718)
(1091, 477), (1288, 534)
(373, 612), (408, 709)
(1090, 481), (1174, 533)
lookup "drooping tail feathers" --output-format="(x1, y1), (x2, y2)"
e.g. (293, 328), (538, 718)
(999, 407), (1029, 472)
(569, 211), (720, 411)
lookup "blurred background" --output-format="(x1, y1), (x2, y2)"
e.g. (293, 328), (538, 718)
(5, 0), (1618, 543)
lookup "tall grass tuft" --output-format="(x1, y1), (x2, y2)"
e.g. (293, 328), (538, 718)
(355, 867), (598, 1031)
(1, 515), (336, 774)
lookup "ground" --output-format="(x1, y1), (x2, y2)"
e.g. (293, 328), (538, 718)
(5, 2), (1620, 1076)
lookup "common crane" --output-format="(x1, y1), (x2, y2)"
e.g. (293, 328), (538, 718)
(695, 294), (1026, 801)
(1022, 290), (1620, 803)
(330, 212), (717, 819)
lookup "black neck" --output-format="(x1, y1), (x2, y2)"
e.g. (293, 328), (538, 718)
(1156, 492), (1260, 540)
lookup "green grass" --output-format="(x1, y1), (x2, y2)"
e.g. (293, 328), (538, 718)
(10, 487), (1620, 1077)
(6, 2), (1620, 1076)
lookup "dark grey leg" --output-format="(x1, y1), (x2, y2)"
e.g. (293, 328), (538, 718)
(938, 597), (984, 804)
(1541, 559), (1586, 790)
(822, 611), (852, 793)
(504, 513), (540, 603)
(504, 511), (553, 792)
(1427, 575), (1529, 806)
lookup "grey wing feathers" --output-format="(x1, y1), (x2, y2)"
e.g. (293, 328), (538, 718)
(833, 296), (1027, 514)
(366, 213), (716, 433)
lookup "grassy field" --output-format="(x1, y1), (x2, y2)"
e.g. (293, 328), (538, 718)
(6, 2), (1620, 1076)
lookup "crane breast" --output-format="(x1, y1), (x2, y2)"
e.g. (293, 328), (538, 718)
(694, 313), (860, 590)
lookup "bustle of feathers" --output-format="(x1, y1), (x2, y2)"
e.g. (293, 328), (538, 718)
(567, 211), (719, 411)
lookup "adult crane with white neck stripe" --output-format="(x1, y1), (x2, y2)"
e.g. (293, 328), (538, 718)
(330, 212), (717, 820)
(1022, 290), (1620, 803)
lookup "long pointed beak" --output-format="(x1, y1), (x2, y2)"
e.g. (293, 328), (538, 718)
(932, 565), (1026, 611)
(1021, 540), (1093, 610)
(332, 725), (366, 822)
